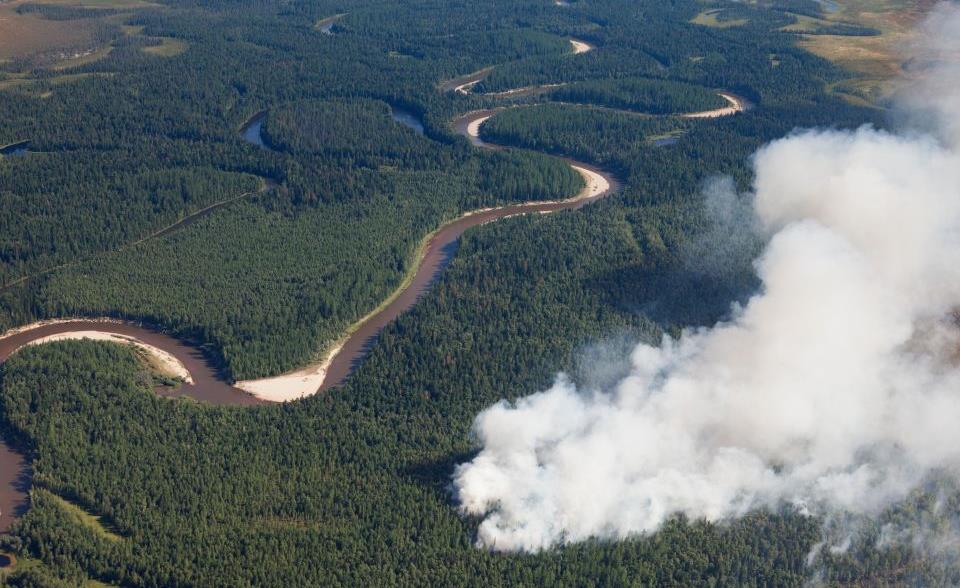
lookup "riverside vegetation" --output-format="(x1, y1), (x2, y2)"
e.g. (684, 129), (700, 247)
(1, 0), (951, 586)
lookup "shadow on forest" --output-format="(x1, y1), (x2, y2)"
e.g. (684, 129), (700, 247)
(583, 262), (758, 329)
(402, 450), (477, 505)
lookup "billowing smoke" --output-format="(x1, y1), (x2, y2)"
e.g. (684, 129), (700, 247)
(453, 3), (960, 553)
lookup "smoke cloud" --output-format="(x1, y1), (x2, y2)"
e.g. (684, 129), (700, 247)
(453, 3), (960, 553)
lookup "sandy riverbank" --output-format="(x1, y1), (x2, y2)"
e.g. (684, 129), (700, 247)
(683, 92), (747, 118)
(0, 318), (124, 341)
(570, 39), (593, 54)
(234, 112), (612, 403)
(487, 83), (564, 98)
(570, 165), (609, 199)
(466, 113), (496, 139)
(454, 80), (480, 94)
(234, 341), (344, 402)
(22, 331), (193, 383)
(463, 112), (609, 199)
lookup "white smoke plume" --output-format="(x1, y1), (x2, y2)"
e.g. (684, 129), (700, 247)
(453, 3), (960, 553)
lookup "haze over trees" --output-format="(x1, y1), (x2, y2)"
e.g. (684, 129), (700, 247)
(0, 0), (950, 585)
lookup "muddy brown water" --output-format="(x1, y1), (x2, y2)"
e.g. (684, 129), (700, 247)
(319, 109), (620, 390)
(0, 321), (262, 406)
(0, 446), (29, 534)
(0, 106), (619, 532)
(0, 321), (263, 532)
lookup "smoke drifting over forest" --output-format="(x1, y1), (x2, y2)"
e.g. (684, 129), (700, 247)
(454, 3), (960, 553)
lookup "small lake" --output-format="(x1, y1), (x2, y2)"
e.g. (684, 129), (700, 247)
(0, 141), (30, 157)
(390, 106), (425, 134)
(240, 113), (267, 148)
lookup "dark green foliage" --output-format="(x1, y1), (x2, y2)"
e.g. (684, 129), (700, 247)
(0, 0), (950, 585)
(550, 77), (727, 114)
(0, 164), (261, 286)
(15, 4), (121, 21)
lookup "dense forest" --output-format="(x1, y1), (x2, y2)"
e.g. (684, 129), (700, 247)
(1, 0), (952, 585)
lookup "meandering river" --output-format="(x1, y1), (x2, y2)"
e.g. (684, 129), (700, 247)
(232, 105), (618, 401)
(319, 110), (617, 390)
(0, 74), (746, 529)
(0, 320), (263, 531)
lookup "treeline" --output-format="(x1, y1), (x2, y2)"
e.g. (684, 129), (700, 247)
(2, 210), (954, 586)
(0, 163), (260, 287)
(15, 4), (121, 21)
(0, 0), (946, 583)
(28, 153), (579, 380)
(262, 99), (456, 170)
(550, 77), (727, 114)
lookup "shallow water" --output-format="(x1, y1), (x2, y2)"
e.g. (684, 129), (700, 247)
(240, 113), (267, 148)
(390, 106), (425, 134)
(0, 141), (30, 157)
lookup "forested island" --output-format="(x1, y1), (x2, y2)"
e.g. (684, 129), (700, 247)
(0, 0), (952, 585)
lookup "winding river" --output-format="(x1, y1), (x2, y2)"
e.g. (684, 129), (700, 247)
(232, 106), (618, 401)
(0, 321), (263, 532)
(0, 62), (747, 529)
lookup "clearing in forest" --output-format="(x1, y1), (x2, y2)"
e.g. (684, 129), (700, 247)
(796, 0), (934, 104)
(690, 9), (748, 28)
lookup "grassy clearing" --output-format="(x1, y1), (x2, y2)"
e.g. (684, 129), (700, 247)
(0, 72), (112, 98)
(781, 13), (830, 32)
(50, 45), (113, 70)
(30, 0), (162, 8)
(43, 489), (125, 542)
(0, 554), (40, 576)
(142, 37), (187, 56)
(0, 78), (48, 97)
(794, 0), (931, 104)
(690, 9), (748, 29)
(49, 71), (113, 85)
(0, 4), (99, 61)
(826, 78), (889, 106)
(0, 76), (31, 91)
(0, 0), (163, 69)
(647, 129), (685, 145)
